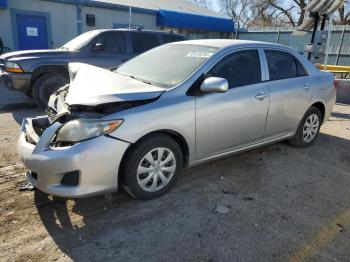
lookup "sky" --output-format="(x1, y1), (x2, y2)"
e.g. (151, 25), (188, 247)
(208, 0), (220, 12)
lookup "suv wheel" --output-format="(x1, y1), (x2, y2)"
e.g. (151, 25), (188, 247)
(120, 134), (183, 200)
(32, 73), (68, 109)
(289, 107), (322, 147)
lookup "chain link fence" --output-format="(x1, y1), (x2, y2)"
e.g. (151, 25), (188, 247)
(238, 25), (350, 66)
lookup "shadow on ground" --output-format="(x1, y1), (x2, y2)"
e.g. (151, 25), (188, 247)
(34, 130), (350, 261)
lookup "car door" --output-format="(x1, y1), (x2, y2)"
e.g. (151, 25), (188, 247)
(196, 49), (270, 159)
(130, 32), (160, 58)
(262, 49), (313, 140)
(87, 31), (130, 69)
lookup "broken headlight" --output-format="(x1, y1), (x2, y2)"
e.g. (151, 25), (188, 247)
(55, 119), (123, 142)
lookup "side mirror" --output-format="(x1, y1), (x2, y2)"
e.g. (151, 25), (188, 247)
(92, 43), (104, 51)
(200, 77), (228, 93)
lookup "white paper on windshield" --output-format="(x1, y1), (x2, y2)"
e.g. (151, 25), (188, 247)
(186, 52), (214, 58)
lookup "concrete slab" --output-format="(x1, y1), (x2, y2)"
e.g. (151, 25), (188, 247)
(336, 79), (350, 104)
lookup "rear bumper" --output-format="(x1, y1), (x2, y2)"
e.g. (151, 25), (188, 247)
(324, 89), (337, 123)
(0, 70), (32, 91)
(18, 116), (130, 198)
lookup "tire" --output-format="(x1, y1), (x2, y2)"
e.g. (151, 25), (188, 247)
(120, 134), (183, 200)
(32, 73), (68, 109)
(289, 107), (322, 148)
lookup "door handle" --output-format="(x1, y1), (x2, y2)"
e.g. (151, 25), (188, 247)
(255, 91), (268, 101)
(303, 83), (311, 91)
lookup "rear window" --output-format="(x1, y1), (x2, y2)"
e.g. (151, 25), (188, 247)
(265, 50), (307, 81)
(131, 33), (160, 54)
(162, 34), (185, 44)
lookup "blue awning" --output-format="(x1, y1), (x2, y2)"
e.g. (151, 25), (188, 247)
(157, 9), (235, 33)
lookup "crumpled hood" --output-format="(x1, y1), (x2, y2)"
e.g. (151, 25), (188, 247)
(0, 49), (73, 61)
(65, 63), (165, 106)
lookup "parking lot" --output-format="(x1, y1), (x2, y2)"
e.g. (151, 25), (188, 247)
(0, 81), (350, 261)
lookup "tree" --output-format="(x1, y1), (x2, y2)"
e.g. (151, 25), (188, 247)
(218, 0), (252, 28)
(335, 1), (350, 24)
(252, 0), (307, 27)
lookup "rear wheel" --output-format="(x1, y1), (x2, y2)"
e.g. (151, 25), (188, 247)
(32, 73), (68, 109)
(289, 107), (322, 148)
(120, 134), (183, 200)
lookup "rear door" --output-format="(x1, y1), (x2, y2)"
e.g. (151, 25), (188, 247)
(87, 31), (130, 69)
(263, 49), (313, 140)
(130, 32), (160, 57)
(195, 49), (270, 159)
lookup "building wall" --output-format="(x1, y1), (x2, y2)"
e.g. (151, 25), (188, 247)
(81, 6), (158, 32)
(0, 0), (231, 52)
(0, 0), (158, 51)
(0, 0), (77, 49)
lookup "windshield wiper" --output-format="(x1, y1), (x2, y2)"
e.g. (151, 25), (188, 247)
(129, 75), (152, 85)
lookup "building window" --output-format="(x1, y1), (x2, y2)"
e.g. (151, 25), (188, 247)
(86, 14), (95, 27)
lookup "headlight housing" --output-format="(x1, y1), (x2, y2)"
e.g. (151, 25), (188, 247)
(5, 61), (24, 73)
(55, 119), (123, 143)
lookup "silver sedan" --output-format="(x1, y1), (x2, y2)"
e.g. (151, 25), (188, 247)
(18, 40), (336, 199)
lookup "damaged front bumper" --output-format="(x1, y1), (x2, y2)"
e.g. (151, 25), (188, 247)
(18, 116), (130, 198)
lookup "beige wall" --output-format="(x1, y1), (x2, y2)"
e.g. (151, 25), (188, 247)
(80, 6), (158, 32)
(0, 0), (159, 51)
(0, 0), (77, 49)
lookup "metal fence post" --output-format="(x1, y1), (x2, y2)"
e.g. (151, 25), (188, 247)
(276, 30), (280, 44)
(336, 28), (345, 65)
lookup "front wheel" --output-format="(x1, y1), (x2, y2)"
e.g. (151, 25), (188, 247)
(120, 134), (183, 200)
(289, 107), (322, 147)
(32, 73), (68, 109)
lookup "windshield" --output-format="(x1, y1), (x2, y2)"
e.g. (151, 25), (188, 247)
(60, 31), (99, 51)
(116, 44), (219, 88)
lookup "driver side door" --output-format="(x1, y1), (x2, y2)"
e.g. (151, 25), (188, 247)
(195, 49), (270, 159)
(86, 31), (130, 69)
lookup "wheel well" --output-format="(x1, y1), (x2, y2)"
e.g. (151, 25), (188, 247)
(31, 65), (69, 86)
(311, 102), (325, 122)
(121, 130), (190, 170)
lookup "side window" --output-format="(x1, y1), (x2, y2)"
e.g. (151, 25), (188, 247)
(208, 50), (261, 88)
(265, 50), (301, 81)
(94, 32), (126, 53)
(296, 59), (307, 77)
(131, 33), (160, 54)
(162, 34), (185, 44)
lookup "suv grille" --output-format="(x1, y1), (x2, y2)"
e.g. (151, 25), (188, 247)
(48, 107), (57, 123)
(0, 59), (5, 71)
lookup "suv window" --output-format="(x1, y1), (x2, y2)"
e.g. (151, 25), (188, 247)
(95, 32), (126, 53)
(208, 50), (261, 88)
(131, 32), (159, 54)
(162, 34), (185, 44)
(265, 50), (307, 81)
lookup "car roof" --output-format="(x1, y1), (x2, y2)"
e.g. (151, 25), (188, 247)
(88, 28), (185, 37)
(173, 39), (282, 49)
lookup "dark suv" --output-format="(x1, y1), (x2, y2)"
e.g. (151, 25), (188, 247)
(0, 29), (185, 108)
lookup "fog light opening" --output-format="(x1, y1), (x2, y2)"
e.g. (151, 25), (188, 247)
(60, 171), (80, 186)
